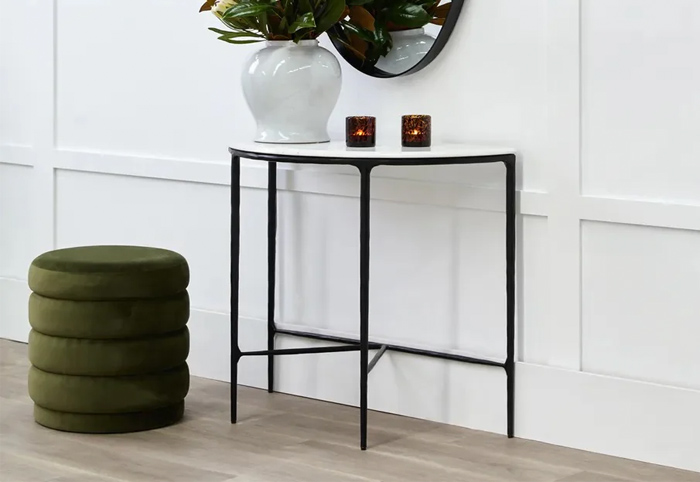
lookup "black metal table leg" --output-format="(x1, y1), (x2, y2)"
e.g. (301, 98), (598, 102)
(268, 162), (277, 393)
(358, 165), (372, 450)
(505, 155), (516, 438)
(231, 155), (241, 424)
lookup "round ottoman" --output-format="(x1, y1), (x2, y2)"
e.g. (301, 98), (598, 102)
(27, 245), (190, 433)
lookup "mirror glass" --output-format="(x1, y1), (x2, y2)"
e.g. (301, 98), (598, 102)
(328, 0), (465, 78)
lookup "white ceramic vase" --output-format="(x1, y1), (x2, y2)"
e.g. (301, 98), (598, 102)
(241, 39), (342, 144)
(375, 28), (435, 75)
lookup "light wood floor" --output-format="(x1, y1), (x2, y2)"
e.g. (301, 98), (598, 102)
(1, 340), (697, 482)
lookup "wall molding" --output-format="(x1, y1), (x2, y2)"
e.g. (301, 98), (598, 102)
(0, 145), (36, 167)
(579, 195), (700, 232)
(543, 0), (583, 371)
(4, 145), (699, 232)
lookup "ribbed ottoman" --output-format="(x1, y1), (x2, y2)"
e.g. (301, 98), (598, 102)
(27, 245), (190, 433)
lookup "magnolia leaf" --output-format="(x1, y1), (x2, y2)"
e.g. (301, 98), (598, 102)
(290, 12), (316, 32)
(209, 27), (241, 36)
(373, 23), (391, 56)
(347, 0), (373, 4)
(315, 0), (346, 35)
(218, 36), (264, 44)
(425, 0), (439, 15)
(283, 0), (295, 25)
(199, 0), (216, 12)
(429, 17), (445, 25)
(336, 36), (367, 60)
(432, 2), (451, 19)
(210, 27), (265, 39)
(349, 33), (368, 56)
(339, 20), (375, 43)
(349, 5), (375, 32)
(383, 3), (432, 29)
(299, 0), (314, 14)
(268, 13), (281, 31)
(223, 0), (276, 19)
(217, 14), (249, 30)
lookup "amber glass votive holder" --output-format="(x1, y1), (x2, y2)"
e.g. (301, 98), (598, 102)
(401, 115), (431, 147)
(346, 116), (376, 147)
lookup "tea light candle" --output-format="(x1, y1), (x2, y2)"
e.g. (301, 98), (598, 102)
(346, 116), (376, 148)
(401, 115), (431, 147)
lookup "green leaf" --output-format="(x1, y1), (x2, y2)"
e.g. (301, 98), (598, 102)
(373, 23), (391, 56)
(347, 0), (373, 5)
(259, 11), (270, 35)
(289, 12), (316, 32)
(218, 37), (265, 44)
(209, 27), (239, 36)
(383, 2), (432, 28)
(209, 27), (265, 40)
(336, 36), (367, 60)
(283, 0), (295, 25)
(349, 5), (375, 31)
(223, 0), (277, 19)
(338, 20), (375, 43)
(299, 0), (314, 14)
(315, 0), (346, 34)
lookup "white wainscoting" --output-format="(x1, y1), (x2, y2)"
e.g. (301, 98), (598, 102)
(1, 0), (699, 472)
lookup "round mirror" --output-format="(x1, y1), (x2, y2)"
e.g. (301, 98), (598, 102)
(328, 0), (465, 78)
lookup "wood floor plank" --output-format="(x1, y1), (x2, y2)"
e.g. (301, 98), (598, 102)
(1, 428), (237, 482)
(0, 451), (114, 482)
(272, 439), (521, 482)
(1, 339), (698, 482)
(374, 432), (579, 482)
(553, 472), (636, 482)
(47, 477), (122, 482)
(233, 459), (380, 482)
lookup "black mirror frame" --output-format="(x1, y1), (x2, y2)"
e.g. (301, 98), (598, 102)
(327, 0), (466, 79)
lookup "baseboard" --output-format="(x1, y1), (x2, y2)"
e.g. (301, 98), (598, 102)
(516, 363), (700, 472)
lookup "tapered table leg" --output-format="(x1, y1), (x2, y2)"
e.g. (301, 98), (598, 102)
(505, 156), (516, 438)
(268, 162), (277, 393)
(231, 155), (241, 424)
(358, 165), (372, 450)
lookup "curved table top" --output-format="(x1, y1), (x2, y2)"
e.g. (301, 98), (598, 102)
(230, 141), (515, 165)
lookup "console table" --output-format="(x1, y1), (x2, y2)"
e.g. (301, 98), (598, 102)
(229, 142), (517, 450)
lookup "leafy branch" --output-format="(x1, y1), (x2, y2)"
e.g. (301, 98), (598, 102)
(201, 0), (347, 44)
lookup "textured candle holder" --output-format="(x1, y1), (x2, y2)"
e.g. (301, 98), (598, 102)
(401, 115), (431, 147)
(346, 116), (376, 147)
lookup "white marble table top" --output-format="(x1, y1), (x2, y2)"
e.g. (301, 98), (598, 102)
(230, 141), (515, 159)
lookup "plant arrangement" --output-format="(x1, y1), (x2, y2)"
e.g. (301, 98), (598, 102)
(330, 0), (451, 65)
(200, 0), (347, 43)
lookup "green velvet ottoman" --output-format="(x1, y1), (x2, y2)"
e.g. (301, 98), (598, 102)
(27, 245), (190, 433)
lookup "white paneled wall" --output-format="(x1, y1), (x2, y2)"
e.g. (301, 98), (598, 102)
(581, 0), (700, 204)
(1, 0), (699, 472)
(582, 222), (700, 390)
